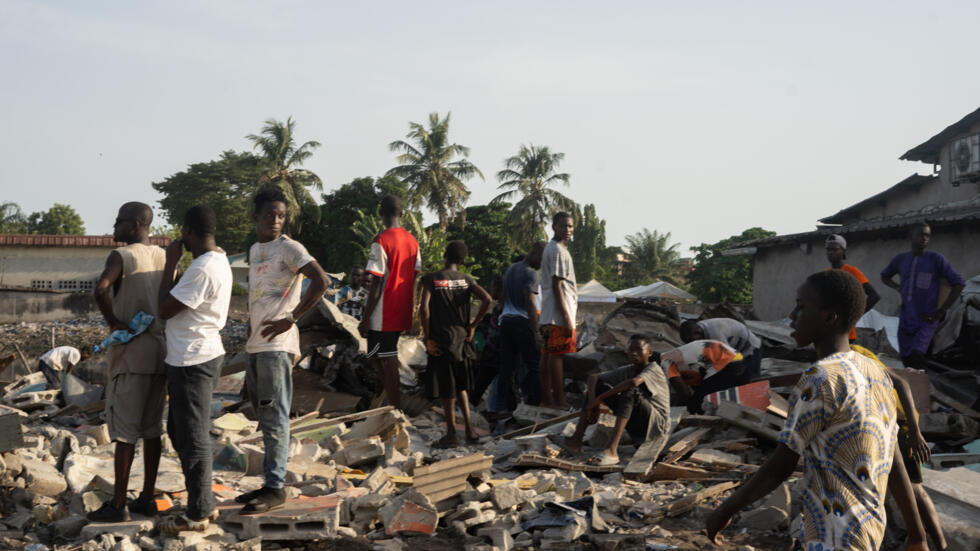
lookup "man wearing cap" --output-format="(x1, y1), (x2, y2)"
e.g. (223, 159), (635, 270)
(825, 234), (879, 341)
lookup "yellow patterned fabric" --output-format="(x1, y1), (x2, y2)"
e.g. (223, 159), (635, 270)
(779, 351), (898, 551)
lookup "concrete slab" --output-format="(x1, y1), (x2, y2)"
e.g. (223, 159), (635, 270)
(220, 489), (366, 541)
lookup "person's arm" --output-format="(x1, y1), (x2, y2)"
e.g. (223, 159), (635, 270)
(588, 376), (642, 414)
(925, 283), (965, 323)
(887, 371), (930, 463)
(468, 281), (493, 342)
(863, 282), (880, 312)
(670, 376), (692, 401)
(887, 446), (929, 550)
(260, 260), (329, 340)
(93, 251), (129, 332)
(881, 258), (901, 293)
(419, 283), (439, 356)
(157, 239), (188, 320)
(706, 443), (800, 543)
(358, 276), (383, 337)
(526, 287), (541, 340)
(552, 274), (573, 338)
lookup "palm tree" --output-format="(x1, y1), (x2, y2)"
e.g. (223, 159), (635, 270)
(386, 112), (483, 230)
(491, 144), (574, 249)
(246, 117), (323, 235)
(623, 229), (685, 286)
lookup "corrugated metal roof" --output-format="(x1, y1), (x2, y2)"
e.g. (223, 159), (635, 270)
(901, 107), (980, 164)
(818, 174), (934, 224)
(735, 200), (980, 250)
(0, 234), (172, 247)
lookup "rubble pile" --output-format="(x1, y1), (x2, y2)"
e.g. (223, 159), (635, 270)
(0, 299), (978, 550)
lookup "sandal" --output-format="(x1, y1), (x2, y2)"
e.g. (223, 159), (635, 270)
(158, 513), (210, 534)
(240, 487), (285, 515)
(586, 452), (620, 467)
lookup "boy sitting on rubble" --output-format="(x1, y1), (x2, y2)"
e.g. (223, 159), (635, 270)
(562, 334), (671, 466)
(660, 338), (741, 414)
(706, 270), (928, 551)
(419, 240), (493, 448)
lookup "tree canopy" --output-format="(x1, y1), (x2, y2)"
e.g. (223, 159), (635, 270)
(687, 227), (776, 303)
(492, 144), (574, 250)
(445, 202), (517, 284)
(621, 229), (684, 287)
(386, 112), (483, 230)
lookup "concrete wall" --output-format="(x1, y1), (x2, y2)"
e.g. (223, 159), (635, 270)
(0, 246), (109, 290)
(0, 289), (97, 323)
(752, 225), (980, 320)
(845, 178), (980, 225)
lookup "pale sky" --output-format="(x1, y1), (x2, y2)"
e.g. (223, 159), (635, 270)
(3, 1), (979, 257)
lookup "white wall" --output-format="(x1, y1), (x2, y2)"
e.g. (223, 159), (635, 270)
(0, 246), (109, 290)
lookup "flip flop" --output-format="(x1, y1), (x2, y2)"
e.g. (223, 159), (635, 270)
(586, 452), (620, 467)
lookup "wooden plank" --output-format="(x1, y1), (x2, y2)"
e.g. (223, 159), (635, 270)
(695, 438), (757, 453)
(235, 406), (394, 445)
(647, 462), (718, 482)
(624, 438), (668, 477)
(931, 388), (980, 421)
(767, 391), (789, 418)
(715, 401), (782, 441)
(515, 453), (624, 473)
(499, 410), (581, 439)
(662, 427), (711, 464)
(666, 480), (740, 517)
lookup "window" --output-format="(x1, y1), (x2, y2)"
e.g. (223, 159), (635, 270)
(56, 280), (96, 292)
(31, 280), (53, 289)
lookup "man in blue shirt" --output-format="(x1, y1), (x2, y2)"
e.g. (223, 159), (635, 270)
(881, 222), (965, 369)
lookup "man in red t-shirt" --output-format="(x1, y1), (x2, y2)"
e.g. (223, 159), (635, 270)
(825, 234), (880, 340)
(358, 195), (421, 410)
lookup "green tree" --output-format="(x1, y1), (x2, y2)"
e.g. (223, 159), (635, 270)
(151, 150), (263, 252)
(568, 204), (604, 283)
(246, 117), (323, 237)
(445, 202), (517, 284)
(491, 144), (575, 249)
(622, 229), (684, 287)
(27, 204), (85, 235)
(0, 202), (28, 233)
(303, 175), (408, 273)
(386, 112), (483, 230)
(687, 227), (776, 303)
(351, 208), (447, 275)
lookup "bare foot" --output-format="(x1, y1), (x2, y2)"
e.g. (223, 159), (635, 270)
(433, 434), (459, 449)
(465, 426), (480, 443)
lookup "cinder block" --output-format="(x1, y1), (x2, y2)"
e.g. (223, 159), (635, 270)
(221, 491), (358, 540)
(20, 458), (67, 497)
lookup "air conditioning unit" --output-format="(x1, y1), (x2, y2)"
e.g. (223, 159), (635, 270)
(949, 133), (980, 184)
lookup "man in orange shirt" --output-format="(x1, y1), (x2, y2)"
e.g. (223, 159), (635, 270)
(825, 234), (879, 340)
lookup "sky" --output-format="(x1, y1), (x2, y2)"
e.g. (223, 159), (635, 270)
(2, 1), (980, 258)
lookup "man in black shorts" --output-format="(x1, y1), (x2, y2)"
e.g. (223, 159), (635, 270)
(419, 241), (492, 448)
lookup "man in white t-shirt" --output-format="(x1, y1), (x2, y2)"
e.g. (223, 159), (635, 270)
(235, 187), (328, 515)
(38, 345), (90, 389)
(157, 205), (232, 533)
(539, 212), (577, 409)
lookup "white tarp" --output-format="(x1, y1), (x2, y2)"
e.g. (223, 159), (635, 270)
(615, 281), (697, 301)
(578, 279), (617, 302)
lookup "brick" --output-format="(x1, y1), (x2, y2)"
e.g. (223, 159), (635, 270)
(380, 489), (438, 536)
(362, 467), (395, 495)
(20, 458), (67, 497)
(6, 390), (59, 412)
(81, 519), (154, 539)
(221, 492), (357, 541)
(334, 436), (384, 467)
(477, 527), (514, 551)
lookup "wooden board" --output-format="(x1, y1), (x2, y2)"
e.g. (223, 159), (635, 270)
(666, 480), (740, 517)
(715, 401), (783, 441)
(515, 453), (624, 473)
(662, 427), (711, 464)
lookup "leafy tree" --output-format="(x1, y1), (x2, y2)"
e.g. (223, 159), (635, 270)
(151, 151), (263, 252)
(568, 204), (604, 283)
(687, 227), (776, 303)
(0, 202), (28, 233)
(386, 112), (483, 230)
(445, 202), (516, 284)
(622, 229), (685, 287)
(246, 117), (323, 237)
(304, 175), (408, 273)
(27, 204), (85, 235)
(491, 144), (575, 250)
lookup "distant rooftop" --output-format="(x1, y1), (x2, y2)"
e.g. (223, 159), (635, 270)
(0, 234), (172, 248)
(901, 107), (980, 164)
(819, 173), (935, 224)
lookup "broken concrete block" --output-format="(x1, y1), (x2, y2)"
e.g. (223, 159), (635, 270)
(554, 471), (593, 500)
(213, 442), (248, 472)
(113, 537), (140, 551)
(919, 413), (980, 440)
(300, 483), (333, 497)
(20, 458), (67, 497)
(739, 506), (788, 530)
(81, 519), (154, 539)
(477, 526), (514, 551)
(491, 483), (533, 511)
(137, 535), (161, 551)
(223, 493), (346, 540)
(335, 436), (385, 467)
(540, 514), (587, 542)
(85, 425), (111, 447)
(3, 451), (23, 475)
(379, 489), (438, 536)
(362, 467), (395, 495)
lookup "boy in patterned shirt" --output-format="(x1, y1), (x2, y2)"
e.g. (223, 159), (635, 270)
(706, 270), (927, 551)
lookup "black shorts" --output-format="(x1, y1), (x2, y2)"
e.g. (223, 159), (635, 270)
(595, 379), (655, 444)
(424, 353), (473, 400)
(367, 331), (400, 359)
(897, 422), (923, 484)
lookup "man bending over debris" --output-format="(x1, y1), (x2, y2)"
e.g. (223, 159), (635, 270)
(539, 212), (577, 409)
(359, 194), (421, 411)
(237, 187), (328, 514)
(38, 345), (91, 389)
(707, 270), (928, 551)
(89, 202), (167, 523)
(661, 338), (740, 414)
(680, 316), (762, 383)
(563, 334), (670, 466)
(157, 205), (232, 532)
(420, 240), (492, 448)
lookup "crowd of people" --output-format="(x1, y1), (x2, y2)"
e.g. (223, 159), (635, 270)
(75, 187), (969, 550)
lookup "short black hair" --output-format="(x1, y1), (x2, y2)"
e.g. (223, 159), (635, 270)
(380, 195), (402, 218)
(445, 240), (468, 264)
(184, 205), (217, 237)
(120, 202), (153, 227)
(805, 270), (866, 332)
(679, 320), (700, 342)
(254, 186), (288, 214)
(552, 211), (572, 226)
(628, 334), (653, 348)
(909, 221), (930, 234)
